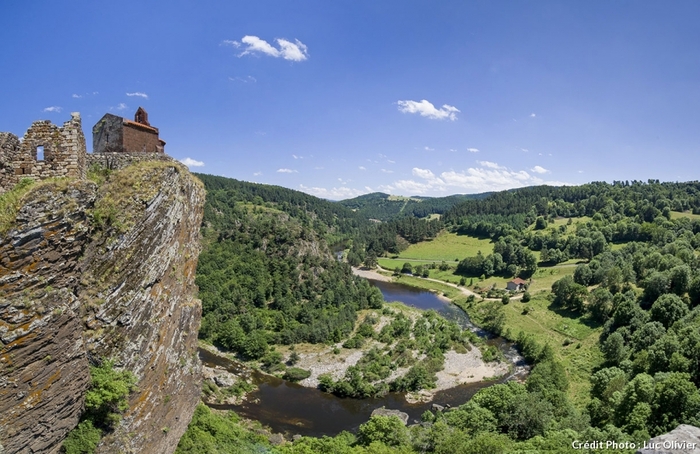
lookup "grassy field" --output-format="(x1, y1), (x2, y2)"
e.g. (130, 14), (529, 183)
(502, 294), (602, 405)
(670, 210), (700, 220)
(396, 231), (493, 261)
(461, 293), (603, 407)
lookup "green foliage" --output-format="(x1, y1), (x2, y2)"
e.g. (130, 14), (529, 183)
(176, 404), (271, 453)
(0, 177), (35, 235)
(84, 360), (138, 429)
(62, 420), (101, 454)
(283, 367), (312, 382)
(357, 416), (410, 447)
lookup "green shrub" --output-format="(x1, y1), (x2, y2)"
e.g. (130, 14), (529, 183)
(283, 367), (312, 382)
(62, 420), (101, 454)
(84, 360), (138, 429)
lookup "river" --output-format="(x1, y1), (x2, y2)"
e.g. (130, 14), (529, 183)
(200, 279), (526, 438)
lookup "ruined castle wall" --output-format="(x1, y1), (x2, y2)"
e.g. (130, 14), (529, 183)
(92, 114), (124, 153)
(86, 151), (176, 171)
(122, 123), (161, 153)
(0, 113), (86, 193)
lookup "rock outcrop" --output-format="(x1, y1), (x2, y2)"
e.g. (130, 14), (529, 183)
(636, 425), (700, 454)
(0, 161), (205, 453)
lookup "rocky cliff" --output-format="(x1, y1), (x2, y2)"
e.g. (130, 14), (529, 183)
(0, 160), (205, 453)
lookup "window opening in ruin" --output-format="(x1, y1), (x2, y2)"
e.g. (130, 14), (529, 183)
(36, 146), (44, 161)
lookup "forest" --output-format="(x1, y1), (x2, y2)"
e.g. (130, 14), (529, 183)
(179, 176), (700, 453)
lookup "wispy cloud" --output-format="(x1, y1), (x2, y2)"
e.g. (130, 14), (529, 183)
(180, 157), (204, 167)
(477, 160), (504, 169)
(229, 76), (257, 83)
(397, 99), (460, 121)
(358, 166), (366, 170)
(292, 154), (304, 159)
(381, 169), (394, 174)
(385, 162), (569, 195)
(224, 35), (309, 61)
(467, 148), (479, 153)
(387, 159), (395, 164)
(314, 166), (324, 170)
(424, 146), (435, 151)
(116, 103), (128, 111)
(43, 106), (62, 113)
(521, 148), (529, 152)
(72, 94), (82, 99)
(530, 113), (536, 118)
(531, 165), (549, 174)
(299, 184), (367, 200)
(126, 92), (149, 99)
(277, 168), (298, 173)
(253, 171), (262, 176)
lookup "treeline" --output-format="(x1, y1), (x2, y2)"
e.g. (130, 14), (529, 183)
(338, 192), (490, 221)
(443, 181), (700, 237)
(195, 173), (367, 241)
(196, 175), (384, 361)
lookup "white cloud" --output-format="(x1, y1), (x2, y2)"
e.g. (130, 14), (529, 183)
(43, 106), (62, 113)
(229, 76), (257, 83)
(126, 92), (149, 99)
(387, 159), (395, 164)
(382, 161), (570, 195)
(253, 171), (262, 176)
(72, 94), (82, 99)
(381, 169), (394, 174)
(180, 157), (204, 167)
(292, 154), (304, 159)
(578, 170), (584, 174)
(277, 168), (298, 173)
(530, 113), (536, 118)
(358, 166), (366, 170)
(424, 146), (435, 151)
(477, 160), (504, 169)
(467, 148), (479, 153)
(531, 165), (549, 174)
(226, 35), (309, 61)
(397, 99), (460, 121)
(115, 103), (128, 111)
(314, 166), (324, 170)
(521, 148), (529, 152)
(298, 184), (367, 200)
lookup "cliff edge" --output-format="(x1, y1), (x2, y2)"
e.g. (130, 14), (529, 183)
(0, 160), (205, 453)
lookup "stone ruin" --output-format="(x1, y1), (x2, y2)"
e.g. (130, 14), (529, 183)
(0, 108), (174, 194)
(0, 112), (87, 193)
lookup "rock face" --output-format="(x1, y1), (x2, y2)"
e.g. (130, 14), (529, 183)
(0, 161), (205, 454)
(636, 425), (700, 454)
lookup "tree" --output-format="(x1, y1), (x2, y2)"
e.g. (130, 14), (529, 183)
(242, 331), (268, 360)
(551, 275), (588, 312)
(650, 294), (689, 328)
(573, 264), (593, 286)
(364, 251), (378, 269)
(84, 360), (138, 428)
(602, 332), (628, 366)
(535, 216), (547, 230)
(357, 415), (410, 447)
(401, 262), (413, 274)
(589, 287), (614, 322)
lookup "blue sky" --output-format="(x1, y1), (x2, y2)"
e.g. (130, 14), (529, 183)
(2, 1), (699, 199)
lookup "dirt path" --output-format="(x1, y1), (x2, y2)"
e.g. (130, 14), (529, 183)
(367, 265), (522, 301)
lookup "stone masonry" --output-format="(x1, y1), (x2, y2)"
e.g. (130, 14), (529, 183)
(1, 109), (171, 194)
(0, 113), (87, 193)
(93, 107), (166, 154)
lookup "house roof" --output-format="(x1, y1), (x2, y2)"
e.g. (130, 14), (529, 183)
(123, 119), (159, 134)
(509, 278), (527, 285)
